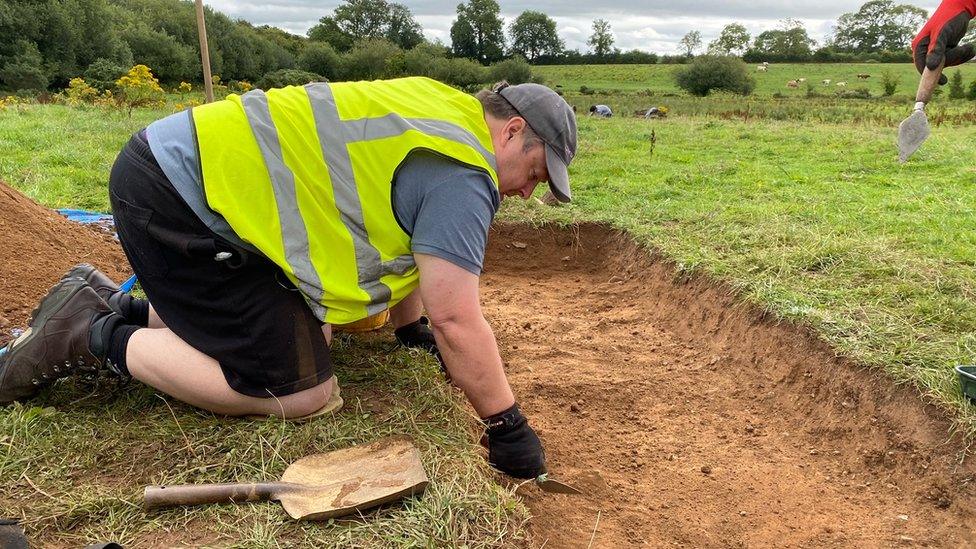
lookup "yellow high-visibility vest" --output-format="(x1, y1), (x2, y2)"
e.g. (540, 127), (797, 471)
(191, 77), (498, 324)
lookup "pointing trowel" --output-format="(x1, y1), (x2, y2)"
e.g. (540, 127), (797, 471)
(898, 61), (945, 163)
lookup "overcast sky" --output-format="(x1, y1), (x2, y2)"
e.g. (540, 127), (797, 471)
(205, 1), (939, 54)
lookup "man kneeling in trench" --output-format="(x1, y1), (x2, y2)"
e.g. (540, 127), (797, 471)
(0, 77), (577, 479)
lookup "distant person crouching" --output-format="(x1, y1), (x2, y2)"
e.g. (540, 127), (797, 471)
(589, 104), (612, 117)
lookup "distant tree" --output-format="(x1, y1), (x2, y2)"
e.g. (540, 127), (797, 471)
(832, 0), (927, 52)
(0, 41), (48, 91)
(340, 38), (402, 81)
(298, 41), (341, 81)
(748, 19), (816, 60)
(950, 69), (965, 98)
(678, 30), (702, 56)
(450, 9), (478, 60)
(708, 23), (750, 56)
(121, 23), (197, 82)
(255, 25), (307, 57)
(308, 16), (355, 52)
(488, 56), (533, 84)
(401, 41), (448, 77)
(880, 69), (900, 96)
(450, 0), (505, 64)
(386, 3), (424, 49)
(509, 11), (563, 61)
(588, 19), (614, 58)
(674, 54), (755, 97)
(308, 0), (424, 52)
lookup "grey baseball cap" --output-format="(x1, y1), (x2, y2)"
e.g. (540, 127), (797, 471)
(498, 83), (577, 203)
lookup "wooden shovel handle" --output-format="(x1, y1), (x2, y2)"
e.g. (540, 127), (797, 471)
(144, 481), (288, 509)
(916, 61), (946, 104)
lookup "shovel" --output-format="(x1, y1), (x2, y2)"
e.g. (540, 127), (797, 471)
(898, 62), (945, 163)
(144, 437), (428, 520)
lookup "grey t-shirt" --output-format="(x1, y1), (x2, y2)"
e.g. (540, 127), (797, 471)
(146, 111), (499, 275)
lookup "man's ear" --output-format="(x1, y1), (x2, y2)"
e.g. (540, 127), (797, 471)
(505, 117), (526, 140)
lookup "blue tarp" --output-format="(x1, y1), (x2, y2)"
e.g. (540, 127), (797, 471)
(57, 208), (114, 226)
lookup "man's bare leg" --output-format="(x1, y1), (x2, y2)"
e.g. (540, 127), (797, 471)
(125, 328), (335, 418)
(389, 289), (423, 328)
(147, 305), (165, 329)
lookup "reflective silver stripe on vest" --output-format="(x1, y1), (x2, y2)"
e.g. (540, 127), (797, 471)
(240, 89), (328, 320)
(304, 83), (393, 316)
(339, 114), (497, 172)
(240, 83), (493, 317)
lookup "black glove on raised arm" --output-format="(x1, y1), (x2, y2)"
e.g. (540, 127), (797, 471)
(482, 403), (546, 479)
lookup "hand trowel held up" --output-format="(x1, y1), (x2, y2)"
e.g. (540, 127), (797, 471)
(898, 61), (944, 163)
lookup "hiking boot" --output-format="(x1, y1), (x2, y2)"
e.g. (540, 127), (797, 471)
(51, 264), (147, 327)
(64, 263), (120, 298)
(0, 278), (115, 404)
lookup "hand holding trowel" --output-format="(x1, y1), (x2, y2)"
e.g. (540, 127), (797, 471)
(900, 0), (976, 162)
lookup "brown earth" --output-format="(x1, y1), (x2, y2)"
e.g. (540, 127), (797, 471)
(0, 181), (131, 345)
(3, 181), (975, 547)
(483, 223), (976, 548)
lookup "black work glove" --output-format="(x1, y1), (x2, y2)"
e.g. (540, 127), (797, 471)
(482, 403), (546, 479)
(394, 316), (438, 353)
(912, 0), (976, 85)
(394, 316), (448, 378)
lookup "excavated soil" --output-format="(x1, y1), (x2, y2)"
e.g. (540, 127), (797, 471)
(0, 181), (130, 345)
(483, 223), (976, 548)
(3, 181), (975, 547)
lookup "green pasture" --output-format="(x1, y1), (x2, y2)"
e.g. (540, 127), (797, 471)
(536, 62), (976, 97)
(3, 64), (976, 544)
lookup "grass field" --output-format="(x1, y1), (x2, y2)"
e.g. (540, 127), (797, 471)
(535, 62), (976, 97)
(3, 63), (976, 544)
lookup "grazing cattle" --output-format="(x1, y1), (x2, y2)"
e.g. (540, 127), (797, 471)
(757, 65), (768, 72)
(787, 80), (800, 88)
(762, 61), (769, 66)
(798, 78), (807, 83)
(822, 79), (831, 85)
(836, 81), (848, 87)
(856, 73), (871, 79)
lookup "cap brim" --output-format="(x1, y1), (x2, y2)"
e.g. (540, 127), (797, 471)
(544, 144), (571, 203)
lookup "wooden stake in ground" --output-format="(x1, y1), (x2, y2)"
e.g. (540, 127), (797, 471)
(195, 0), (214, 103)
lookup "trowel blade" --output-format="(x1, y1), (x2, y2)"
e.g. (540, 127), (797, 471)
(535, 474), (583, 495)
(897, 109), (930, 163)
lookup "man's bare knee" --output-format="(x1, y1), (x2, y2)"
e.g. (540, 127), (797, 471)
(275, 376), (336, 418)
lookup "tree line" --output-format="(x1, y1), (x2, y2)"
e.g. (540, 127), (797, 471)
(0, 0), (947, 92)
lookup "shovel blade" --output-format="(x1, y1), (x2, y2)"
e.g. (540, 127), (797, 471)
(897, 109), (930, 163)
(279, 436), (428, 520)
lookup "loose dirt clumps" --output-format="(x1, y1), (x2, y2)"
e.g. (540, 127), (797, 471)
(0, 181), (130, 344)
(484, 223), (976, 548)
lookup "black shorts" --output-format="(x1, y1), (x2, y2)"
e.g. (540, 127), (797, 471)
(108, 131), (332, 397)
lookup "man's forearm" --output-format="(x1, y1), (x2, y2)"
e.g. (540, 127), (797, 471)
(430, 315), (515, 417)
